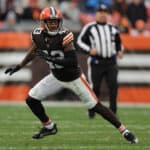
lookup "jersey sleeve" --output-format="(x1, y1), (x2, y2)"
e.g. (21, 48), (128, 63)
(62, 31), (74, 46)
(31, 27), (43, 42)
(112, 26), (120, 34)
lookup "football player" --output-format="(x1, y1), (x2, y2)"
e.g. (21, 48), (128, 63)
(5, 7), (138, 143)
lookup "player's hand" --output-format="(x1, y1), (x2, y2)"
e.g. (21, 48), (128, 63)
(89, 48), (97, 56)
(5, 65), (21, 75)
(117, 51), (123, 59)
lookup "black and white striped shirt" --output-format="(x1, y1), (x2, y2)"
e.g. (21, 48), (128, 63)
(77, 22), (122, 58)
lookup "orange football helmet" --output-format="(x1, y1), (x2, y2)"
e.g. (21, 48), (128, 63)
(40, 7), (63, 35)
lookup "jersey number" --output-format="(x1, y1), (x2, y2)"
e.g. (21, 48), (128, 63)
(33, 28), (42, 34)
(48, 50), (64, 69)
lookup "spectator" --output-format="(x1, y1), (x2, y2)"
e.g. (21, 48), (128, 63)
(85, 0), (112, 9)
(80, 12), (95, 26)
(0, 0), (7, 20)
(119, 17), (130, 33)
(130, 19), (150, 36)
(0, 10), (17, 31)
(110, 10), (121, 25)
(13, 0), (24, 22)
(59, 0), (81, 29)
(113, 0), (127, 16)
(85, 0), (99, 12)
(0, 0), (17, 21)
(100, 0), (112, 7)
(22, 0), (41, 20)
(126, 0), (148, 27)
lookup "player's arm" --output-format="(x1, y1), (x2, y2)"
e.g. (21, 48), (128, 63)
(114, 29), (124, 59)
(19, 42), (37, 68)
(42, 41), (78, 67)
(5, 42), (38, 75)
(77, 24), (91, 53)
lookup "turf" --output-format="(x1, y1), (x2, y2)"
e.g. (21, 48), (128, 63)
(0, 104), (149, 150)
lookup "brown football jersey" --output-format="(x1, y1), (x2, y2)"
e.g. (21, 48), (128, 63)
(32, 27), (81, 81)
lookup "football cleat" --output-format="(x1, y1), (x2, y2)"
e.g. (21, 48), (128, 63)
(88, 109), (95, 119)
(32, 123), (57, 139)
(122, 129), (138, 144)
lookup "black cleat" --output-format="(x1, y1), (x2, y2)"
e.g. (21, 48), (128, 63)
(88, 109), (95, 119)
(122, 129), (138, 144)
(32, 123), (57, 139)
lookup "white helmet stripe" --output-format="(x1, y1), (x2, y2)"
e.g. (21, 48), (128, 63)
(50, 7), (56, 17)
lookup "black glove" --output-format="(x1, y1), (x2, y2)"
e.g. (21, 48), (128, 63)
(5, 65), (21, 75)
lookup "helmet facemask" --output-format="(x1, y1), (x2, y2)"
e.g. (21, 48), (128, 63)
(43, 18), (62, 35)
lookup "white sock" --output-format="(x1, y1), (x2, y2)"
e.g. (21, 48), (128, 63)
(44, 122), (54, 129)
(122, 129), (129, 136)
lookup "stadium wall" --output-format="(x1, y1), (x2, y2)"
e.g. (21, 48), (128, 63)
(0, 32), (150, 103)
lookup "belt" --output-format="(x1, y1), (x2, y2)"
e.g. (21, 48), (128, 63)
(91, 55), (116, 63)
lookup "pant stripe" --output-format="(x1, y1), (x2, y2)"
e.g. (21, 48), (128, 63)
(80, 76), (99, 103)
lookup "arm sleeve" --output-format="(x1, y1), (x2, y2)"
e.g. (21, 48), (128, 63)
(115, 33), (122, 52)
(77, 25), (91, 52)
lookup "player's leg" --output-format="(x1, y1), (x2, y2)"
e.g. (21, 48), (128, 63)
(87, 58), (101, 98)
(26, 95), (57, 139)
(105, 64), (118, 113)
(26, 74), (63, 139)
(87, 59), (104, 118)
(68, 75), (121, 125)
(60, 74), (138, 144)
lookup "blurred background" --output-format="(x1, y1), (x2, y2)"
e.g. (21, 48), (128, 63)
(0, 0), (150, 104)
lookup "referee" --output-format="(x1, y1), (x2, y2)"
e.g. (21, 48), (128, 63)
(77, 4), (123, 117)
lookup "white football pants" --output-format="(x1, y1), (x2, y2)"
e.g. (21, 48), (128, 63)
(29, 73), (98, 109)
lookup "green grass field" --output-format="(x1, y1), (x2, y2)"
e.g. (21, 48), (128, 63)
(0, 103), (150, 150)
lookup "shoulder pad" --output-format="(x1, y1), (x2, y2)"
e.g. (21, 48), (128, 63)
(32, 28), (43, 35)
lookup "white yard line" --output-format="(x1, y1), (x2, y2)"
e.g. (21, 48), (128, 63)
(0, 146), (150, 150)
(0, 100), (150, 108)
